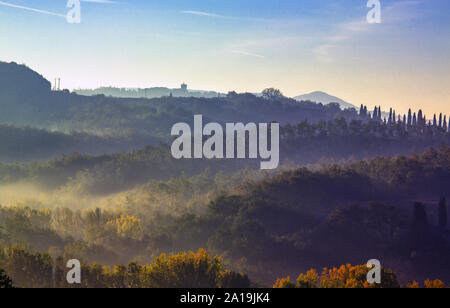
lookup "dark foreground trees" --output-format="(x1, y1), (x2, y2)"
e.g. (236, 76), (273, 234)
(0, 269), (13, 288)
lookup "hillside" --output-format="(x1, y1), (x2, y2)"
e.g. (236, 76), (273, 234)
(0, 62), (52, 124)
(1, 146), (449, 285)
(0, 62), (51, 97)
(0, 62), (359, 139)
(0, 62), (448, 166)
(0, 124), (159, 162)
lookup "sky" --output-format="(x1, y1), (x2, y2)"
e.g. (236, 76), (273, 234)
(0, 0), (449, 116)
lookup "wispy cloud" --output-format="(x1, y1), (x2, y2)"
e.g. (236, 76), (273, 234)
(228, 49), (265, 59)
(0, 1), (65, 18)
(80, 0), (118, 3)
(314, 0), (422, 63)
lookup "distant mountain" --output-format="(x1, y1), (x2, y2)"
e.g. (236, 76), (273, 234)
(294, 91), (356, 110)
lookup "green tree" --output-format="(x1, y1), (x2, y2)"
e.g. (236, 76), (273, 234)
(218, 270), (251, 288)
(0, 269), (13, 288)
(262, 88), (283, 100)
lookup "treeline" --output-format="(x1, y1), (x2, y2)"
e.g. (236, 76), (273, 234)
(1, 249), (447, 288)
(0, 145), (256, 193)
(74, 86), (221, 99)
(359, 104), (449, 132)
(1, 117), (448, 193)
(0, 248), (250, 288)
(0, 124), (163, 162)
(281, 117), (449, 164)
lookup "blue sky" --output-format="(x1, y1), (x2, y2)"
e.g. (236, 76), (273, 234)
(0, 0), (449, 115)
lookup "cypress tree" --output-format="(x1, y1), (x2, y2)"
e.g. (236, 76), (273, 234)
(439, 113), (443, 128)
(407, 109), (412, 126)
(438, 197), (447, 230)
(413, 202), (428, 227)
(412, 202), (429, 247)
(418, 110), (423, 126)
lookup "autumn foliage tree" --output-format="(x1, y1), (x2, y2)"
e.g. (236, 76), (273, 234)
(407, 279), (446, 288)
(0, 246), (249, 288)
(274, 264), (400, 288)
(140, 249), (250, 288)
(424, 279), (446, 288)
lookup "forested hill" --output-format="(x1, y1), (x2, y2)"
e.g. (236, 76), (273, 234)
(0, 61), (357, 132)
(164, 146), (450, 283)
(0, 62), (52, 125)
(1, 147), (448, 285)
(0, 61), (51, 97)
(0, 124), (161, 162)
(0, 61), (448, 164)
(1, 117), (448, 186)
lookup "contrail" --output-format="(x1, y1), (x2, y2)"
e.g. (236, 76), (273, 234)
(0, 1), (66, 18)
(229, 50), (265, 59)
(81, 0), (117, 3)
(181, 10), (227, 19)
